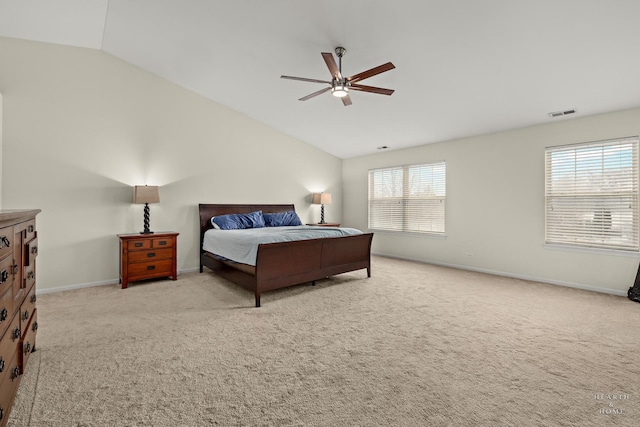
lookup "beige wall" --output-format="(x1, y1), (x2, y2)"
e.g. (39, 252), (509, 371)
(343, 108), (640, 295)
(0, 91), (2, 206)
(0, 37), (342, 292)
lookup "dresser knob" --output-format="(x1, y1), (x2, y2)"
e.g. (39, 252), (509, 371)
(147, 252), (156, 258)
(147, 265), (156, 271)
(28, 225), (34, 233)
(0, 236), (9, 248)
(13, 264), (18, 275)
(27, 271), (35, 279)
(11, 367), (19, 380)
(0, 270), (7, 284)
(31, 294), (37, 304)
(12, 328), (20, 340)
(23, 310), (29, 321)
(32, 246), (38, 255)
(24, 342), (31, 354)
(32, 321), (38, 332)
(0, 308), (7, 321)
(0, 357), (4, 373)
(134, 242), (143, 247)
(0, 406), (3, 421)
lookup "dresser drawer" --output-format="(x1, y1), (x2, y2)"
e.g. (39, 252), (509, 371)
(24, 237), (38, 267)
(23, 263), (35, 291)
(0, 349), (20, 424)
(23, 220), (36, 243)
(20, 310), (36, 374)
(0, 257), (12, 297)
(0, 316), (19, 389)
(128, 259), (173, 279)
(21, 286), (36, 329)
(128, 248), (172, 263)
(0, 288), (13, 335)
(127, 239), (151, 251)
(0, 229), (12, 262)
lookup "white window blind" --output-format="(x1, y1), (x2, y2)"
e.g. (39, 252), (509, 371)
(368, 162), (446, 234)
(545, 137), (639, 251)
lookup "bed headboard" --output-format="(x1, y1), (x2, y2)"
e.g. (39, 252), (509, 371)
(198, 204), (296, 250)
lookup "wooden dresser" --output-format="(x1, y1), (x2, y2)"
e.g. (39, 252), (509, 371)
(0, 209), (40, 426)
(118, 232), (178, 289)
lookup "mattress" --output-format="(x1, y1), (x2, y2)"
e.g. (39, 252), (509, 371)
(203, 225), (363, 266)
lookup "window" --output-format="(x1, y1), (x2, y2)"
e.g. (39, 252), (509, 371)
(368, 162), (446, 234)
(545, 136), (639, 251)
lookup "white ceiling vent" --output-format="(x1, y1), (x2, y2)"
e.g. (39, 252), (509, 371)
(548, 109), (577, 118)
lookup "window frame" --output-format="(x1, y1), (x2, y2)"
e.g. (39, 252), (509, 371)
(544, 136), (639, 253)
(368, 161), (446, 235)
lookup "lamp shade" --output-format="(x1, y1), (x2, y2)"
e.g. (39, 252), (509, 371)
(133, 185), (160, 204)
(312, 193), (332, 205)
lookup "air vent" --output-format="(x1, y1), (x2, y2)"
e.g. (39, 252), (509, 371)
(548, 109), (577, 118)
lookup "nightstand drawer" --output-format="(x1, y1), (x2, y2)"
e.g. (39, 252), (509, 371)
(152, 237), (173, 248)
(127, 239), (152, 251)
(128, 259), (173, 279)
(128, 248), (172, 263)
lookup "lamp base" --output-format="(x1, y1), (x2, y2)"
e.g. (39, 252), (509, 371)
(140, 230), (155, 234)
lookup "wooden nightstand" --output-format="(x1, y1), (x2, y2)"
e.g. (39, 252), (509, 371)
(118, 232), (179, 289)
(306, 223), (341, 227)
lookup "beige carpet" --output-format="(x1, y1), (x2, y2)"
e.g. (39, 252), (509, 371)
(7, 256), (640, 426)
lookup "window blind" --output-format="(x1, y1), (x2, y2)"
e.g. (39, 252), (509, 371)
(545, 137), (639, 251)
(368, 162), (446, 234)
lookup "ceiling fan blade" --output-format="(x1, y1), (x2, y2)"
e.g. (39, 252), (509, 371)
(299, 86), (332, 101)
(281, 75), (332, 84)
(349, 83), (394, 96)
(321, 52), (342, 80)
(342, 94), (353, 106)
(347, 62), (395, 83)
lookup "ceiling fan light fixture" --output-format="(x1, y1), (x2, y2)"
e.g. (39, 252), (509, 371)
(331, 85), (349, 98)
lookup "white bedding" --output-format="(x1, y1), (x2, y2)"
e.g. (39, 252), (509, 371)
(203, 226), (363, 266)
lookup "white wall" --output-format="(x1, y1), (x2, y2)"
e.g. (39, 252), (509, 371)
(0, 37), (342, 291)
(343, 108), (640, 295)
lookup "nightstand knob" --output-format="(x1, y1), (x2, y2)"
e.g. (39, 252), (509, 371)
(0, 270), (7, 283)
(32, 321), (38, 332)
(24, 342), (31, 354)
(23, 310), (29, 321)
(134, 242), (143, 247)
(0, 357), (4, 372)
(12, 328), (20, 340)
(31, 294), (37, 303)
(0, 308), (7, 321)
(0, 406), (4, 421)
(0, 237), (9, 248)
(11, 367), (19, 380)
(147, 252), (156, 258)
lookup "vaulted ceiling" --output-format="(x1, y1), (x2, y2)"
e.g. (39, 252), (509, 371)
(2, 0), (640, 158)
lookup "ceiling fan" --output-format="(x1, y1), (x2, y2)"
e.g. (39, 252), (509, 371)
(281, 47), (395, 106)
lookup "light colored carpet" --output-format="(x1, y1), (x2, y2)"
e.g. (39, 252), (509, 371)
(7, 256), (640, 426)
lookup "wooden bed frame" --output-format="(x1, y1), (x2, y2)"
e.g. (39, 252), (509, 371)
(199, 204), (373, 307)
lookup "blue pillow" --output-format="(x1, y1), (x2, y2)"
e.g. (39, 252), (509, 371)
(263, 210), (303, 227)
(211, 211), (266, 230)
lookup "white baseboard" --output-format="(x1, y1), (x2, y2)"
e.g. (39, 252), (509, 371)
(36, 267), (201, 295)
(372, 252), (628, 297)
